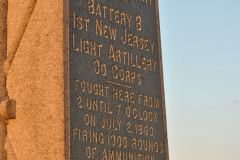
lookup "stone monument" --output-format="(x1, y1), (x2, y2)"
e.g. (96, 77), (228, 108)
(1, 0), (168, 159)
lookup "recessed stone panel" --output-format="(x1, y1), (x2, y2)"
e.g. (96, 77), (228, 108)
(68, 0), (168, 159)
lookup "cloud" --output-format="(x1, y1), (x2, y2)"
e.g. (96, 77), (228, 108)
(231, 99), (240, 104)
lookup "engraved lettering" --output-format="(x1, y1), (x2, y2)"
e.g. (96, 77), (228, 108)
(136, 15), (142, 30)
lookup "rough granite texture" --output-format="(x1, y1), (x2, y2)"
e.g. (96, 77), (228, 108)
(2, 0), (168, 159)
(6, 0), (65, 159)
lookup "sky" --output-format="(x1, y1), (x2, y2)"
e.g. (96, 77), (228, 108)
(158, 0), (240, 160)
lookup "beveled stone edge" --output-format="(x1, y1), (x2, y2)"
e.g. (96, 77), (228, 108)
(155, 0), (169, 159)
(63, 0), (70, 159)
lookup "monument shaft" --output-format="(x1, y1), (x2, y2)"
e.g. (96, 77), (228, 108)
(3, 0), (168, 159)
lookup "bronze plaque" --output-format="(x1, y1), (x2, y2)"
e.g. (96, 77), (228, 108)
(67, 0), (168, 159)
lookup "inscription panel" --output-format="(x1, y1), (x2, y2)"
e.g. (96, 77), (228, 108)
(69, 0), (168, 159)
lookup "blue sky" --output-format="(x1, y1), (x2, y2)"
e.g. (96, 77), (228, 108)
(158, 0), (240, 159)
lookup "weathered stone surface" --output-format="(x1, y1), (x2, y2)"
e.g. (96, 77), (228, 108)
(7, 0), (65, 159)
